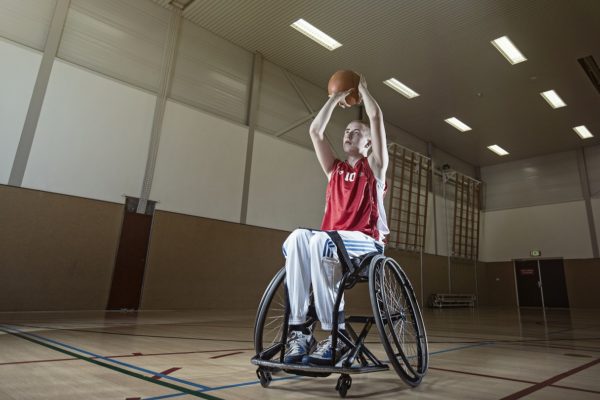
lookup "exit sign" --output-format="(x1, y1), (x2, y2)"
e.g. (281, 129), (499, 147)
(530, 249), (541, 257)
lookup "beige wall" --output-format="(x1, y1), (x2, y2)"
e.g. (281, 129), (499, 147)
(2, 185), (598, 312)
(0, 185), (122, 311)
(564, 259), (600, 308)
(140, 211), (289, 310)
(480, 262), (518, 307)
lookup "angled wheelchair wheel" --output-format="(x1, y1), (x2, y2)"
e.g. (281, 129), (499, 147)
(369, 257), (429, 386)
(254, 267), (287, 358)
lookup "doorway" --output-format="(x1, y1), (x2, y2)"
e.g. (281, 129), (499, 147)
(514, 258), (569, 308)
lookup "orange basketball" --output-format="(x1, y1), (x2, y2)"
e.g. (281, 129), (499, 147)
(327, 70), (361, 106)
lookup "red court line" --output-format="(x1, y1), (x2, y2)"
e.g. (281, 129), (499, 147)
(498, 358), (600, 400)
(151, 367), (180, 380)
(0, 348), (252, 366)
(209, 351), (244, 359)
(431, 366), (600, 395)
(429, 367), (536, 384)
(551, 384), (600, 395)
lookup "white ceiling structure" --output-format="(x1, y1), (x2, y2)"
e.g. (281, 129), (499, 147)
(157, 0), (600, 167)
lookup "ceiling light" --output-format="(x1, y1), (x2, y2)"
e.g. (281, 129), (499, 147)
(573, 125), (594, 139)
(540, 90), (566, 109)
(383, 78), (419, 99)
(491, 36), (527, 65)
(488, 145), (509, 156)
(290, 19), (341, 51)
(444, 117), (472, 132)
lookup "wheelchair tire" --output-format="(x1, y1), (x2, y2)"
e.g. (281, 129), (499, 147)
(254, 267), (287, 357)
(369, 257), (429, 386)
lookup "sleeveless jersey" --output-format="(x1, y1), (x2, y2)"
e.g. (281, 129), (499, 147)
(321, 158), (389, 242)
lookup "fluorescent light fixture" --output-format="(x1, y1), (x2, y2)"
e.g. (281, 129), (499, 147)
(491, 36), (527, 64)
(383, 78), (419, 99)
(290, 19), (341, 50)
(540, 90), (566, 108)
(487, 144), (509, 156)
(444, 117), (472, 132)
(573, 125), (594, 139)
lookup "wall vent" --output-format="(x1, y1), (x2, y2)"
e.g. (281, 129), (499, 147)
(578, 55), (600, 95)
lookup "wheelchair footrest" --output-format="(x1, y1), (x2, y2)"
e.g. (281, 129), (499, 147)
(251, 356), (389, 375)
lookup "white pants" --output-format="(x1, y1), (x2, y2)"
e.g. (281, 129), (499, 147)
(283, 229), (383, 331)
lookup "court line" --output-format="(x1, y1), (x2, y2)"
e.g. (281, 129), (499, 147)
(142, 376), (301, 400)
(0, 348), (253, 366)
(209, 352), (244, 359)
(430, 366), (600, 395)
(153, 368), (181, 380)
(140, 341), (495, 399)
(0, 326), (222, 400)
(498, 358), (600, 400)
(2, 324), (212, 390)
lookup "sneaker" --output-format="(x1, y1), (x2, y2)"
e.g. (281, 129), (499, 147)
(308, 335), (348, 365)
(284, 331), (315, 363)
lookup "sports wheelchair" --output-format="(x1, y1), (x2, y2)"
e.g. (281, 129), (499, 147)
(251, 231), (428, 397)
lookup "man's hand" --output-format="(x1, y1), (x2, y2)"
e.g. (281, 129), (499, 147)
(357, 74), (379, 118)
(329, 88), (355, 109)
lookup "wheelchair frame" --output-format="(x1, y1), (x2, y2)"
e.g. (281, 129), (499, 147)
(251, 232), (428, 397)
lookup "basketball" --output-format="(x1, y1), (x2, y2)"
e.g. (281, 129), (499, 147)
(327, 70), (361, 106)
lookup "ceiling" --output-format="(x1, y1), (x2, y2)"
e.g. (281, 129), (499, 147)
(157, 0), (600, 167)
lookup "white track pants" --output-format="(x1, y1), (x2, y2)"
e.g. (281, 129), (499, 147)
(283, 229), (383, 331)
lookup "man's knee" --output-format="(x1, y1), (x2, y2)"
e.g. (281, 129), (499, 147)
(309, 231), (332, 257)
(283, 229), (312, 257)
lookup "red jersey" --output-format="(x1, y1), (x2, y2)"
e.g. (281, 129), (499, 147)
(321, 158), (389, 241)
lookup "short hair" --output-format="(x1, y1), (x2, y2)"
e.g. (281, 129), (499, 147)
(349, 120), (371, 137)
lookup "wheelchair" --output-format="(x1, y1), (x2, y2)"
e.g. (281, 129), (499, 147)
(251, 231), (429, 397)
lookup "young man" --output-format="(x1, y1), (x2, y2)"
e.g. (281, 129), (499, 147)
(282, 75), (389, 364)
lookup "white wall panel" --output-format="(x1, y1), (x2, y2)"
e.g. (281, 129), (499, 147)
(585, 145), (600, 198)
(170, 20), (253, 124)
(0, 0), (56, 51)
(386, 123), (428, 156)
(247, 132), (326, 232)
(150, 101), (247, 222)
(23, 60), (155, 203)
(57, 0), (169, 92)
(479, 201), (593, 262)
(481, 150), (582, 211)
(0, 40), (41, 184)
(432, 147), (476, 178)
(257, 60), (312, 135)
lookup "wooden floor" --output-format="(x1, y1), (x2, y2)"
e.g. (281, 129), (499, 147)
(0, 307), (599, 399)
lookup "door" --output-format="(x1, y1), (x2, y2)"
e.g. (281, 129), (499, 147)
(515, 260), (542, 307)
(107, 198), (154, 310)
(539, 259), (569, 308)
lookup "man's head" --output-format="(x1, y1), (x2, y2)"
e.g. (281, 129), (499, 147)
(343, 120), (371, 156)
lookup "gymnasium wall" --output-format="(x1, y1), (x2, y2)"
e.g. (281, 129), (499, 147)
(1, 0), (597, 311)
(479, 149), (599, 262)
(0, 185), (122, 311)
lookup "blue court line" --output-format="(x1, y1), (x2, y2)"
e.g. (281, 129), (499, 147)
(141, 341), (495, 400)
(1, 324), (211, 390)
(143, 376), (301, 400)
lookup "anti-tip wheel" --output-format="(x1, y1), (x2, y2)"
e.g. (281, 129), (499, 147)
(336, 374), (352, 398)
(256, 368), (272, 388)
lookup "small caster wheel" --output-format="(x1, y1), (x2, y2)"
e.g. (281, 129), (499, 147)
(256, 368), (272, 388)
(336, 374), (352, 398)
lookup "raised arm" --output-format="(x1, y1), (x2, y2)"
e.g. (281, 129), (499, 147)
(309, 89), (353, 178)
(358, 75), (388, 181)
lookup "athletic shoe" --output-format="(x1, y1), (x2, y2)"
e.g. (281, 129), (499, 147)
(308, 335), (348, 365)
(283, 330), (315, 363)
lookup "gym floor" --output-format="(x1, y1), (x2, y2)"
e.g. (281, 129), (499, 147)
(1, 308), (598, 399)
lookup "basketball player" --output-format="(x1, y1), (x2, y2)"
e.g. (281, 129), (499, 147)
(282, 75), (389, 364)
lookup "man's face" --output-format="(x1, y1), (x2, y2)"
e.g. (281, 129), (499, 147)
(343, 122), (370, 155)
